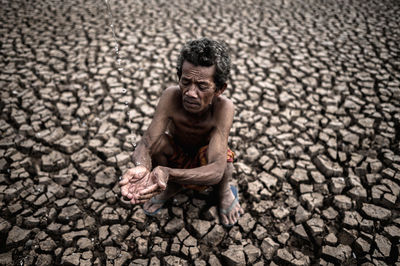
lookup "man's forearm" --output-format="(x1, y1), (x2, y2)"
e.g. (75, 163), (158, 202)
(163, 162), (226, 186)
(132, 138), (152, 170)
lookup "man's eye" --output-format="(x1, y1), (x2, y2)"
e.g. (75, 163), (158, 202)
(181, 80), (190, 85)
(199, 84), (209, 90)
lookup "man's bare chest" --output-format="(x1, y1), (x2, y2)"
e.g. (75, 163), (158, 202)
(170, 114), (215, 148)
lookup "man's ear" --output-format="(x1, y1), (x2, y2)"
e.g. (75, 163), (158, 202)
(215, 83), (227, 97)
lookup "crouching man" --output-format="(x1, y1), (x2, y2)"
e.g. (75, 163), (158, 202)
(119, 38), (243, 226)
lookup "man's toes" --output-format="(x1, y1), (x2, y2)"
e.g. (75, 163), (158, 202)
(222, 214), (229, 225)
(229, 213), (236, 225)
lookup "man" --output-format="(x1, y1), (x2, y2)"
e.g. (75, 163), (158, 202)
(119, 38), (244, 227)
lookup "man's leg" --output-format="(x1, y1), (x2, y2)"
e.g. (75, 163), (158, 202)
(143, 133), (183, 213)
(218, 163), (244, 225)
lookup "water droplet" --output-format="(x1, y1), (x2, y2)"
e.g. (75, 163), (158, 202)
(118, 176), (122, 180)
(126, 111), (130, 116)
(118, 67), (124, 72)
(117, 59), (122, 65)
(37, 133), (41, 137)
(91, 238), (95, 242)
(7, 169), (10, 173)
(66, 216), (69, 220)
(122, 88), (126, 93)
(124, 101), (128, 105)
(133, 143), (137, 147)
(12, 90), (17, 95)
(110, 23), (113, 28)
(20, 259), (24, 266)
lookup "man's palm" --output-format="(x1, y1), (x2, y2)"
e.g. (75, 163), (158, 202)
(120, 166), (149, 203)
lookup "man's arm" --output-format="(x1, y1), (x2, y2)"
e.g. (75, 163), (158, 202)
(120, 87), (175, 202)
(131, 87), (175, 168)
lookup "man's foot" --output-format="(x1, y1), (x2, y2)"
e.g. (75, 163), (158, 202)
(143, 182), (183, 215)
(219, 185), (244, 227)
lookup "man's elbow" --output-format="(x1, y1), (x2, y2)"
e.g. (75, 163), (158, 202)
(208, 162), (226, 185)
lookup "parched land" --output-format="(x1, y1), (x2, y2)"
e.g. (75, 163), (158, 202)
(0, 0), (399, 265)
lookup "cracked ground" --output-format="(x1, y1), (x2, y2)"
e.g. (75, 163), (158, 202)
(1, 0), (400, 265)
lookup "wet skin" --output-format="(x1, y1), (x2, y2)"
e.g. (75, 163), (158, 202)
(119, 61), (244, 225)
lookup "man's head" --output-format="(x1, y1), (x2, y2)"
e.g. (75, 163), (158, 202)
(177, 38), (231, 92)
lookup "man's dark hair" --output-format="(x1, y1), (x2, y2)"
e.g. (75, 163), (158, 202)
(176, 38), (231, 91)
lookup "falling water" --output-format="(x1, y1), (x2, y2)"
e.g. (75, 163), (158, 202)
(103, 0), (138, 150)
(104, 0), (124, 72)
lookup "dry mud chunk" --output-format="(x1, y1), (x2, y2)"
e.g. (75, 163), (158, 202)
(55, 134), (85, 154)
(59, 205), (82, 222)
(300, 192), (324, 210)
(290, 168), (309, 185)
(164, 217), (184, 234)
(6, 226), (30, 246)
(244, 244), (261, 264)
(306, 218), (324, 237)
(333, 195), (352, 210)
(94, 167), (116, 187)
(313, 155), (343, 177)
(191, 219), (212, 238)
(62, 230), (89, 245)
(238, 213), (256, 233)
(203, 225), (225, 246)
(295, 205), (311, 224)
(221, 245), (246, 266)
(163, 256), (188, 266)
(61, 252), (80, 265)
(293, 224), (309, 242)
(354, 237), (371, 254)
(41, 150), (68, 172)
(261, 237), (279, 260)
(321, 244), (352, 264)
(361, 203), (391, 221)
(375, 234), (391, 257)
(272, 206), (290, 219)
(347, 186), (367, 201)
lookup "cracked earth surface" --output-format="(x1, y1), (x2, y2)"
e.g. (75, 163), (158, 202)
(1, 0), (400, 265)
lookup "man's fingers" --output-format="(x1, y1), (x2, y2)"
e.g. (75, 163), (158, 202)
(158, 179), (167, 190)
(138, 183), (159, 195)
(138, 191), (160, 201)
(119, 178), (129, 186)
(120, 184), (129, 196)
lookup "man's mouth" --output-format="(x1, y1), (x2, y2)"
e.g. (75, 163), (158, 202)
(183, 98), (200, 107)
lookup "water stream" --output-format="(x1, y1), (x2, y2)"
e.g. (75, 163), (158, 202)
(104, 0), (124, 72)
(103, 0), (139, 151)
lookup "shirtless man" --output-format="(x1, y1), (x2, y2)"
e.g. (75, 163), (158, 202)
(119, 38), (244, 226)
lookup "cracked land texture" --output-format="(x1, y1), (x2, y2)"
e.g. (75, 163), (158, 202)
(1, 0), (400, 265)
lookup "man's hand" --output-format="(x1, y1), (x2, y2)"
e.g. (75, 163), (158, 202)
(136, 166), (169, 203)
(119, 165), (150, 204)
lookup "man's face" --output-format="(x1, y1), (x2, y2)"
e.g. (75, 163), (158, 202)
(179, 61), (221, 114)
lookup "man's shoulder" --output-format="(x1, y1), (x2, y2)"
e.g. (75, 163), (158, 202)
(158, 86), (181, 109)
(215, 95), (234, 113)
(162, 85), (181, 97)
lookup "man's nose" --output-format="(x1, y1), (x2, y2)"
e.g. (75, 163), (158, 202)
(186, 85), (197, 98)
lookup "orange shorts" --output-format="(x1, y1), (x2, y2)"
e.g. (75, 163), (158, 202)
(166, 136), (235, 191)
